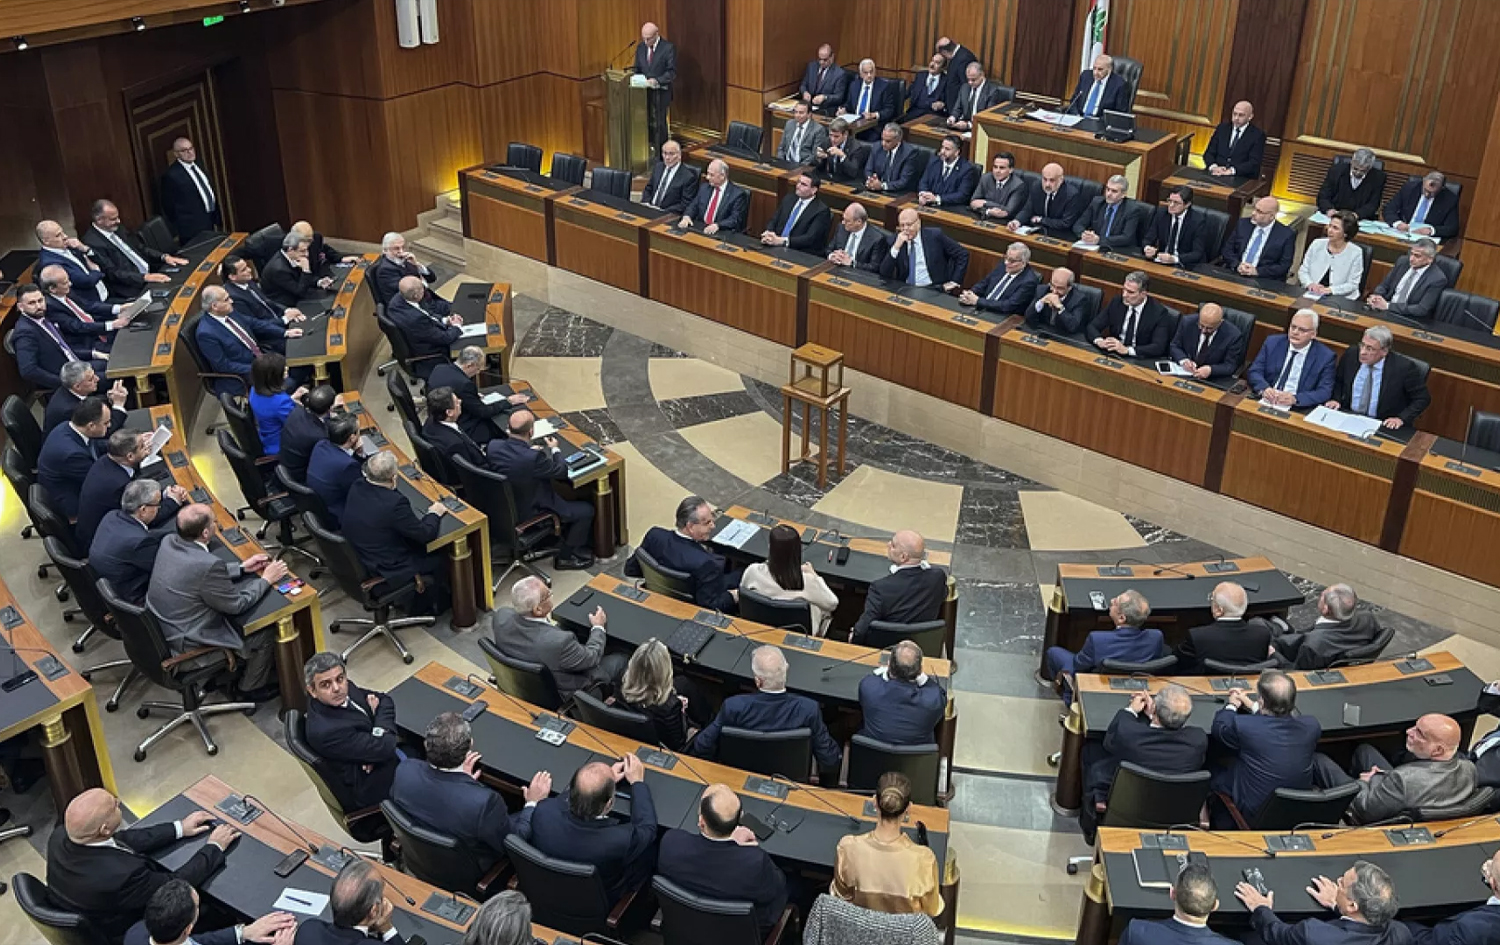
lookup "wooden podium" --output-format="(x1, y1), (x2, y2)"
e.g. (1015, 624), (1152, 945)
(605, 68), (652, 175)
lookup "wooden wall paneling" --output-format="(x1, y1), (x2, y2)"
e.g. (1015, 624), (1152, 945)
(1009, 0), (1074, 100)
(477, 75), (587, 169)
(469, 0), (581, 85)
(1220, 0), (1306, 140)
(0, 0), (311, 36)
(1401, 489), (1500, 587)
(1110, 0), (1238, 126)
(123, 72), (234, 230)
(273, 89), (392, 240)
(839, 0), (922, 75)
(212, 55), (290, 233)
(648, 251), (798, 345)
(726, 0), (765, 93)
(0, 53), (69, 247)
(665, 0), (725, 134)
(762, 0), (848, 93)
(1220, 432), (1390, 544)
(468, 192), (550, 262)
(808, 301), (985, 408)
(266, 0), (385, 98)
(382, 85), (482, 229)
(575, 0), (666, 80)
(41, 44), (147, 234)
(727, 87), (767, 129)
(365, 0), (474, 97)
(1467, 85), (1500, 248)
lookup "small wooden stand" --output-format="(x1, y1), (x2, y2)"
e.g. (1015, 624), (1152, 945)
(780, 343), (850, 488)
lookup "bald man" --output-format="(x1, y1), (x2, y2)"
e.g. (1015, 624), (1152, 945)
(36, 219), (112, 303)
(634, 22), (676, 149)
(159, 137), (220, 242)
(1218, 197), (1295, 281)
(658, 784), (788, 933)
(1068, 54), (1128, 117)
(851, 530), (949, 644)
(1168, 302), (1246, 380)
(1202, 100), (1265, 178)
(1404, 849), (1500, 943)
(529, 755), (658, 900)
(1173, 581), (1274, 675)
(47, 788), (239, 941)
(288, 220), (360, 275)
(385, 274), (462, 381)
(1312, 713), (1479, 824)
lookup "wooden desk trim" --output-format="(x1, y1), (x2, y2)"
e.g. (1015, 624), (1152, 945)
(1075, 650), (1464, 701)
(1055, 556), (1278, 582)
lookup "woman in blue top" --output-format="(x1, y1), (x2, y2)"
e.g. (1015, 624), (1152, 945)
(247, 352), (306, 455)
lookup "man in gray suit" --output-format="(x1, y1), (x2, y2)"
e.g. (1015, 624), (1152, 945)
(969, 151), (1029, 222)
(1365, 238), (1448, 319)
(1312, 713), (1480, 824)
(491, 576), (626, 701)
(146, 504), (287, 700)
(777, 101), (830, 165)
(947, 62), (1007, 132)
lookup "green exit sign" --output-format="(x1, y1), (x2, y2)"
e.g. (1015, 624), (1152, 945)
(202, 14), (225, 26)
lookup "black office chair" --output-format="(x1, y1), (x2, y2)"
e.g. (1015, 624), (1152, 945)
(1198, 207), (1231, 264)
(2, 394), (44, 472)
(1063, 761), (1212, 872)
(303, 512), (432, 664)
(1160, 304), (1183, 340)
(218, 391), (267, 461)
(571, 691), (659, 743)
(1071, 285), (1104, 334)
(404, 420), (461, 491)
(179, 316), (245, 434)
(381, 800), (507, 900)
(1202, 657), (1279, 677)
(2, 443), (43, 547)
(275, 464), (333, 524)
(451, 455), (560, 589)
(1409, 356), (1432, 399)
(13, 872), (104, 945)
(1431, 254), (1463, 287)
(478, 637), (564, 712)
(1413, 786), (1495, 823)
(507, 143), (544, 174)
(375, 312), (446, 389)
(718, 727), (812, 780)
(1222, 783), (1360, 831)
(1099, 654), (1178, 675)
(216, 429), (322, 572)
(737, 588), (812, 634)
(1332, 626), (1395, 666)
(139, 216), (178, 255)
(386, 370), (422, 428)
(240, 223), (286, 271)
(1073, 175), (1104, 206)
(284, 709), (393, 846)
(98, 578), (255, 761)
(1111, 56), (1145, 112)
(847, 735), (941, 805)
(590, 167), (633, 200)
(3, 335), (53, 405)
(27, 484), (82, 606)
(504, 834), (646, 935)
(864, 619), (946, 659)
(1220, 308), (1256, 373)
(44, 537), (139, 710)
(1467, 410), (1500, 453)
(633, 547), (695, 602)
(906, 144), (934, 188)
(551, 153), (588, 187)
(724, 121), (764, 157)
(653, 875), (796, 945)
(1436, 289), (1499, 332)
(1331, 154), (1386, 177)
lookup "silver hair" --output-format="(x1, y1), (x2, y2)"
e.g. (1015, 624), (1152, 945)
(1153, 685), (1192, 730)
(1321, 584), (1358, 620)
(1007, 241), (1032, 264)
(847, 203), (868, 222)
(1363, 324), (1394, 351)
(38, 265), (68, 292)
(1115, 590), (1151, 626)
(282, 231), (310, 251)
(59, 360), (94, 389)
(463, 891), (532, 945)
(302, 651), (346, 689)
(1212, 583), (1248, 618)
(751, 645), (788, 690)
(200, 285), (228, 310)
(1423, 170), (1446, 187)
(120, 478), (162, 515)
(364, 450), (397, 483)
(457, 346), (485, 368)
(1350, 861), (1398, 927)
(381, 232), (404, 252)
(1292, 307), (1320, 332)
(1351, 148), (1376, 170)
(1107, 174), (1129, 190)
(511, 575), (549, 613)
(1411, 237), (1438, 257)
(882, 122), (905, 140)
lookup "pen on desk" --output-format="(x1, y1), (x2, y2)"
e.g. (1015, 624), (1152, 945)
(285, 895), (312, 906)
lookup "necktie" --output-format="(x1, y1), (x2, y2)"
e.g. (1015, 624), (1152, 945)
(1353, 365), (1374, 416)
(249, 286), (277, 319)
(1412, 195), (1431, 226)
(1393, 266), (1420, 305)
(35, 319), (79, 361)
(941, 163), (952, 181)
(817, 67), (827, 91)
(1123, 307), (1137, 347)
(1245, 227), (1265, 265)
(1104, 203), (1117, 237)
(1230, 127), (1241, 153)
(1169, 216), (1181, 255)
(970, 87), (981, 117)
(907, 243), (918, 285)
(1084, 79), (1103, 116)
(846, 231), (861, 261)
(106, 230), (150, 274)
(781, 200), (805, 238)
(63, 297), (95, 324)
(222, 316), (261, 355)
(1275, 348), (1301, 389)
(927, 74), (937, 94)
(185, 163), (215, 212)
(1044, 191), (1054, 218)
(647, 43), (653, 64)
(704, 186), (721, 224)
(788, 124), (803, 159)
(987, 273), (1013, 301)
(1196, 331), (1211, 362)
(858, 83), (871, 114)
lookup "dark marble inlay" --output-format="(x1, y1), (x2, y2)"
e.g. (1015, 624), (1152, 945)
(660, 390), (761, 430)
(956, 486), (1030, 550)
(956, 580), (1046, 655)
(513, 308), (613, 358)
(560, 409), (624, 446)
(648, 342), (689, 358)
(1125, 514), (1196, 544)
(759, 464), (845, 509)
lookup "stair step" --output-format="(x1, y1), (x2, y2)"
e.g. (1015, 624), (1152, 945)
(412, 233), (465, 269)
(428, 213), (464, 238)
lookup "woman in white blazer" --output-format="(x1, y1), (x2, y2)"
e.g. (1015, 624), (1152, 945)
(739, 524), (840, 636)
(1298, 209), (1365, 300)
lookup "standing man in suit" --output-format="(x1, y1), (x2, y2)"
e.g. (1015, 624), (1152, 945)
(12, 283), (106, 390)
(799, 44), (849, 114)
(761, 173), (834, 253)
(692, 646), (844, 780)
(1027, 267), (1090, 334)
(1013, 162), (1086, 237)
(935, 37), (978, 111)
(1404, 850), (1500, 944)
(387, 276), (462, 381)
(1202, 100), (1266, 179)
(1385, 170), (1461, 239)
(221, 255), (307, 329)
(38, 395), (116, 521)
(306, 413), (364, 528)
(1069, 54), (1128, 117)
(1119, 864), (1236, 945)
(1211, 671), (1321, 825)
(341, 451), (450, 614)
(634, 22), (675, 151)
(658, 784), (788, 934)
(1325, 325), (1431, 431)
(813, 119), (870, 185)
(1237, 861), (1402, 945)
(46, 788), (238, 942)
(147, 504), (287, 700)
(1141, 185), (1211, 268)
(530, 753), (658, 901)
(1168, 303), (1247, 380)
(845, 60), (900, 140)
(851, 530), (949, 643)
(91, 479), (177, 604)
(369, 232), (436, 306)
(915, 135), (979, 208)
(1317, 148), (1386, 221)
(277, 385), (338, 482)
(1273, 584), (1383, 670)
(45, 360), (127, 435)
(125, 880), (294, 945)
(75, 428), (188, 548)
(1075, 175), (1141, 251)
(1366, 238), (1447, 319)
(947, 62), (1006, 132)
(261, 231), (333, 308)
(37, 220), (112, 303)
(625, 495), (742, 611)
(826, 203), (891, 272)
(303, 652), (401, 811)
(1082, 686), (1206, 843)
(880, 208), (969, 289)
(1249, 309), (1338, 409)
(641, 139), (699, 214)
(1042, 589), (1164, 691)
(863, 123), (919, 194)
(1312, 713), (1478, 825)
(429, 346), (527, 444)
(969, 151), (1029, 222)
(901, 53), (950, 122)
(1218, 196), (1295, 280)
(858, 639), (946, 746)
(492, 575), (625, 701)
(679, 159), (750, 235)
(295, 860), (411, 945)
(960, 241), (1039, 316)
(1174, 581), (1274, 674)
(487, 409), (595, 569)
(777, 101), (830, 165)
(194, 286), (299, 397)
(1089, 270), (1171, 359)
(159, 137), (221, 243)
(420, 386), (489, 481)
(83, 199), (188, 298)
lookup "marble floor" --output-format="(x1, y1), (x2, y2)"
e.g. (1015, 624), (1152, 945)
(0, 261), (1492, 945)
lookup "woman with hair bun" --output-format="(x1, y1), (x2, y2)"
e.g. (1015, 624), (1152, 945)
(830, 771), (943, 916)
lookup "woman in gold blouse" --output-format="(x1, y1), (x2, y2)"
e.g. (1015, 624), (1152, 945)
(830, 772), (943, 916)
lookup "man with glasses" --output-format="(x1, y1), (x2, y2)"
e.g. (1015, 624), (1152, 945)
(159, 137), (221, 243)
(1317, 147), (1386, 221)
(1247, 309), (1337, 409)
(1366, 238), (1447, 319)
(1311, 714), (1478, 825)
(1326, 325), (1431, 430)
(90, 478), (178, 604)
(627, 496), (742, 612)
(799, 44), (849, 114)
(960, 241), (1038, 315)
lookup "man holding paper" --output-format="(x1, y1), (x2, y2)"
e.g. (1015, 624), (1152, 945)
(1247, 309), (1337, 409)
(1325, 325), (1431, 430)
(76, 427), (188, 547)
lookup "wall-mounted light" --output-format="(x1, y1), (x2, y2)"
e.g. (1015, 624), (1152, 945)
(132, 16), (147, 31)
(12, 36), (27, 50)
(395, 0), (419, 48)
(418, 0), (439, 44)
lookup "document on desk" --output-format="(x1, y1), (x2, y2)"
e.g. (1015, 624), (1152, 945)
(1029, 109), (1084, 127)
(1306, 406), (1381, 438)
(480, 391), (508, 405)
(459, 322), (489, 338)
(137, 424), (173, 467)
(711, 518), (760, 550)
(1071, 241), (1101, 252)
(273, 888), (329, 916)
(532, 418), (559, 438)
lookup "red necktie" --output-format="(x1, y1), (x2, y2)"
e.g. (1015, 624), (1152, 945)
(222, 317), (261, 356)
(704, 187), (721, 224)
(64, 296), (94, 323)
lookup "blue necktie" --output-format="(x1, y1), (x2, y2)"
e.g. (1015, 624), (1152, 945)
(858, 83), (871, 114)
(1245, 227), (1265, 265)
(1412, 195), (1431, 226)
(1084, 80), (1103, 116)
(781, 201), (804, 238)
(1105, 203), (1117, 237)
(907, 244), (918, 285)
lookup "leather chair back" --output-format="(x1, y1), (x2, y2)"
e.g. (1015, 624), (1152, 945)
(405, 420), (459, 489)
(43, 537), (114, 638)
(1099, 654), (1178, 675)
(1415, 785), (1495, 822)
(381, 799), (496, 895)
(737, 587), (813, 634)
(571, 691), (660, 743)
(866, 619), (946, 658)
(386, 370), (422, 429)
(1073, 176), (1103, 206)
(215, 428), (275, 515)
(724, 122), (764, 156)
(1436, 290), (1499, 332)
(284, 708), (378, 835)
(719, 726), (812, 779)
(652, 875), (764, 945)
(1110, 56), (1144, 112)
(906, 144), (934, 187)
(13, 872), (109, 945)
(1335, 626), (1394, 665)
(1198, 207), (1231, 262)
(1401, 172), (1462, 201)
(1072, 285), (1103, 331)
(451, 455), (534, 558)
(507, 143), (544, 173)
(478, 636), (564, 711)
(2, 395), (43, 470)
(1431, 253), (1463, 287)
(28, 484), (81, 559)
(1467, 410), (1500, 453)
(1101, 761), (1211, 830)
(302, 511), (378, 607)
(590, 168), (633, 200)
(633, 546), (695, 602)
(1159, 304), (1183, 340)
(179, 315), (245, 398)
(504, 834), (615, 935)
(241, 224), (285, 271)
(1354, 241), (1374, 295)
(276, 464), (332, 523)
(2, 444), (36, 509)
(96, 578), (177, 692)
(551, 153), (588, 187)
(847, 734), (940, 805)
(1202, 657), (1279, 676)
(140, 216), (179, 255)
(1408, 355), (1432, 392)
(1251, 783), (1360, 830)
(1332, 154), (1386, 175)
(219, 392), (265, 459)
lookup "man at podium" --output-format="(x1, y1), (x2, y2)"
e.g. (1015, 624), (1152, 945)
(634, 22), (676, 152)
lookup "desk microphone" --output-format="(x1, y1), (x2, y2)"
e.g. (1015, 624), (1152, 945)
(1454, 307), (1493, 334)
(339, 846), (417, 906)
(1112, 557), (1151, 570)
(1151, 562), (1195, 580)
(241, 794), (318, 854)
(1054, 89), (1087, 130)
(771, 774), (863, 828)
(820, 644), (893, 678)
(1130, 672), (1225, 704)
(1432, 815), (1498, 839)
(732, 622), (813, 666)
(1163, 822), (1275, 857)
(1459, 406), (1477, 471)
(657, 744), (710, 785)
(1320, 814), (1413, 840)
(606, 38), (638, 70)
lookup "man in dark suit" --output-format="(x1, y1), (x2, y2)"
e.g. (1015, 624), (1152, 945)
(342, 452), (449, 614)
(858, 639), (946, 746)
(302, 652), (401, 811)
(1405, 850), (1500, 945)
(40, 265), (133, 349)
(658, 784), (788, 934)
(194, 286), (297, 397)
(901, 53), (950, 122)
(625, 495), (742, 612)
(862, 123), (920, 194)
(947, 62), (1007, 132)
(420, 386), (489, 482)
(1174, 581), (1275, 674)
(1384, 171), (1461, 239)
(1168, 303), (1246, 380)
(1013, 162), (1087, 237)
(529, 753), (658, 901)
(492, 575), (625, 701)
(290, 220), (359, 275)
(83, 199), (189, 298)
(1202, 101), (1266, 179)
(880, 208), (969, 289)
(38, 395), (115, 521)
(1248, 309), (1338, 409)
(1042, 589), (1165, 692)
(679, 159), (750, 235)
(91, 479), (178, 604)
(1026, 267), (1091, 334)
(75, 428), (187, 548)
(1082, 686), (1207, 843)
(959, 241), (1039, 316)
(1272, 584), (1383, 670)
(777, 101), (830, 165)
(370, 232), (437, 307)
(1466, 684), (1500, 788)
(45, 360), (127, 434)
(1141, 185), (1211, 268)
(1089, 270), (1172, 360)
(969, 151), (1029, 222)
(12, 284), (106, 391)
(693, 646), (844, 779)
(389, 710), (551, 869)
(37, 219), (113, 304)
(428, 346), (526, 445)
(47, 787), (237, 942)
(262, 232), (333, 308)
(799, 44), (849, 114)
(221, 254), (307, 328)
(306, 414), (364, 528)
(125, 880), (294, 945)
(850, 529), (949, 644)
(1312, 713), (1478, 825)
(845, 59), (900, 140)
(1236, 860), (1404, 945)
(295, 860), (411, 945)
(634, 22), (675, 150)
(1325, 325), (1431, 431)
(1069, 54), (1129, 117)
(1119, 864), (1236, 945)
(1317, 148), (1386, 221)
(1074, 175), (1142, 251)
(825, 202), (891, 272)
(760, 173), (834, 254)
(935, 37), (978, 111)
(814, 119), (870, 185)
(387, 276), (462, 382)
(915, 135), (979, 208)
(640, 139), (699, 214)
(159, 138), (221, 243)
(1211, 671), (1321, 825)
(1218, 196), (1295, 280)
(278, 385), (337, 483)
(487, 409), (595, 569)
(1366, 238), (1447, 319)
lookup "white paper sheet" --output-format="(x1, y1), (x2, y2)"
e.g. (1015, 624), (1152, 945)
(139, 424), (172, 464)
(532, 418), (558, 438)
(459, 322), (489, 338)
(1306, 405), (1381, 438)
(1029, 109), (1084, 127)
(273, 888), (328, 916)
(711, 518), (760, 549)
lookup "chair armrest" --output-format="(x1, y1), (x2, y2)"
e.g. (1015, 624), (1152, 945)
(475, 860), (511, 896)
(606, 882), (643, 929)
(1215, 791), (1250, 830)
(253, 455), (280, 468)
(650, 909), (663, 933)
(764, 904), (797, 945)
(360, 576), (389, 593)
(161, 645), (227, 671)
(255, 490), (290, 509)
(517, 512), (561, 535)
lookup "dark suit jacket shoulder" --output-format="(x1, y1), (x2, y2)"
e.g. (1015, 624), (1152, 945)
(1174, 618), (1274, 675)
(851, 565), (949, 642)
(626, 526), (736, 611)
(529, 782), (657, 900)
(658, 828), (787, 931)
(304, 684), (399, 809)
(692, 690), (843, 771)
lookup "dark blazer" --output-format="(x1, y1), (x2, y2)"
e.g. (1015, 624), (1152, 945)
(226, 280), (290, 326)
(641, 161), (700, 215)
(970, 172), (1030, 220)
(902, 71), (949, 121)
(1329, 348), (1432, 426)
(1073, 626), (1165, 674)
(485, 436), (569, 518)
(851, 565), (949, 643)
(800, 61), (849, 109)
(305, 684), (400, 809)
(1168, 315), (1246, 378)
(815, 138), (870, 185)
(825, 224), (891, 272)
(77, 459), (181, 550)
(341, 478), (442, 586)
(45, 389), (124, 436)
(1273, 612), (1383, 670)
(969, 263), (1039, 315)
(90, 511), (169, 604)
(1250, 906), (1411, 945)
(1141, 207), (1212, 267)
(1383, 178), (1461, 239)
(492, 609), (607, 702)
(845, 78), (900, 126)
(195, 314), (284, 396)
(1317, 165), (1387, 220)
(862, 142), (920, 193)
(389, 758), (532, 867)
(44, 293), (115, 345)
(1202, 121), (1267, 178)
(692, 690), (843, 771)
(1025, 285), (1091, 335)
(658, 828), (788, 933)
(625, 526), (737, 612)
(294, 921), (407, 945)
(307, 440), (362, 528)
(277, 406), (329, 483)
(46, 821), (226, 942)
(950, 80), (1008, 125)
(1406, 902), (1500, 945)
(1087, 296), (1173, 359)
(858, 673), (946, 746)
(633, 39), (676, 107)
(14, 316), (98, 389)
(1211, 709), (1322, 822)
(1372, 258), (1449, 319)
(261, 252), (319, 307)
(159, 160), (221, 241)
(1021, 180), (1088, 237)
(1466, 688), (1500, 788)
(529, 781), (658, 900)
(1074, 197), (1142, 251)
(878, 227), (970, 287)
(429, 361), (511, 442)
(38, 422), (105, 520)
(683, 181), (750, 233)
(125, 921), (237, 945)
(38, 247), (110, 302)
(1119, 917), (1239, 945)
(916, 158), (980, 206)
(369, 255), (436, 308)
(421, 418), (489, 480)
(765, 194), (834, 253)
(1247, 336), (1338, 408)
(1068, 70), (1129, 115)
(1174, 617), (1274, 675)
(386, 294), (460, 379)
(622, 693), (691, 752)
(941, 45), (979, 110)
(1087, 709), (1209, 809)
(82, 225), (165, 297)
(1218, 220), (1296, 280)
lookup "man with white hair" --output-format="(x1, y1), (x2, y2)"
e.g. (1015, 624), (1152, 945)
(1068, 53), (1128, 117)
(846, 59), (899, 139)
(261, 230), (334, 307)
(491, 575), (624, 700)
(679, 159), (749, 235)
(691, 646), (843, 779)
(36, 219), (112, 303)
(1272, 584), (1382, 670)
(1247, 309), (1337, 409)
(341, 451), (451, 615)
(1174, 581), (1274, 675)
(1325, 324), (1431, 430)
(370, 231), (436, 306)
(1317, 147), (1386, 220)
(193, 285), (299, 397)
(386, 275), (463, 382)
(44, 360), (126, 434)
(1073, 175), (1141, 251)
(38, 265), (131, 352)
(427, 346), (529, 444)
(1366, 238), (1447, 319)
